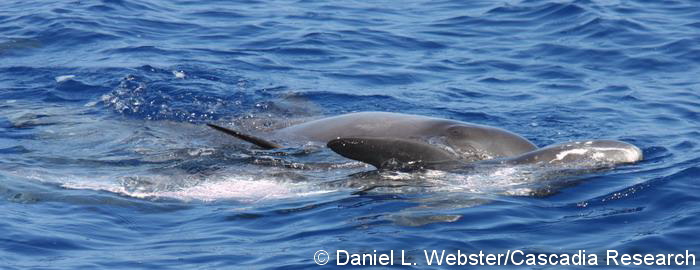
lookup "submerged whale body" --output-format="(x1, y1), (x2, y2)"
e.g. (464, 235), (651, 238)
(207, 112), (642, 171)
(327, 137), (642, 170)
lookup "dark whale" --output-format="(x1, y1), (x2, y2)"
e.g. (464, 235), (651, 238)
(208, 112), (538, 162)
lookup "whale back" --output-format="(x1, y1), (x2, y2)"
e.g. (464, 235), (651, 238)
(279, 112), (537, 161)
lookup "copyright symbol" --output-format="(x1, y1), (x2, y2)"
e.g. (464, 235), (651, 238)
(314, 250), (330, 265)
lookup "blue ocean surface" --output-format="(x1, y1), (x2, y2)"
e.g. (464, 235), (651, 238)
(1, 0), (699, 269)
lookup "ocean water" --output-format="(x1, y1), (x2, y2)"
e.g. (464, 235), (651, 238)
(1, 0), (699, 269)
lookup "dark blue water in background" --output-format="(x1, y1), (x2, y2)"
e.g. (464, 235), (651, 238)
(1, 0), (699, 269)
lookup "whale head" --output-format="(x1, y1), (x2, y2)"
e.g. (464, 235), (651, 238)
(442, 124), (538, 161)
(509, 140), (643, 166)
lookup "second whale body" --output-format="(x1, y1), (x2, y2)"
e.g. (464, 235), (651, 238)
(327, 137), (642, 170)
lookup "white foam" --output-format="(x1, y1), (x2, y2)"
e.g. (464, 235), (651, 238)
(55, 75), (75, 82)
(420, 166), (536, 195)
(61, 176), (336, 203)
(156, 179), (302, 202)
(380, 171), (414, 180)
(172, 70), (186, 79)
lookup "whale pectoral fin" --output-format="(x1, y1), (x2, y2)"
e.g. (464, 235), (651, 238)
(327, 137), (459, 170)
(207, 123), (283, 149)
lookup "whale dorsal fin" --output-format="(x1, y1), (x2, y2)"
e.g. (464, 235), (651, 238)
(207, 123), (283, 149)
(327, 137), (460, 170)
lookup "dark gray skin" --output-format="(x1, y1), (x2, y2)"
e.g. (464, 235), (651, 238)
(327, 137), (643, 171)
(274, 112), (537, 161)
(209, 112), (538, 162)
